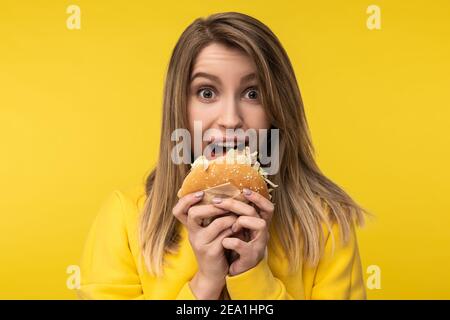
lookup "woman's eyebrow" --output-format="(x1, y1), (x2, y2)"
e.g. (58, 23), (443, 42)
(190, 72), (221, 84)
(190, 72), (256, 85)
(240, 73), (256, 85)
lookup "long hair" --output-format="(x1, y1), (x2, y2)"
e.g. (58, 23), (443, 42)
(139, 12), (365, 276)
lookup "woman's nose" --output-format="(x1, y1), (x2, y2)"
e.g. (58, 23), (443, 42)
(216, 97), (243, 129)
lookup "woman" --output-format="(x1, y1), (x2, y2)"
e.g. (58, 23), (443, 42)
(78, 12), (366, 300)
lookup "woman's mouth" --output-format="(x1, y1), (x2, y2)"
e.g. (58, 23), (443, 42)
(209, 141), (247, 159)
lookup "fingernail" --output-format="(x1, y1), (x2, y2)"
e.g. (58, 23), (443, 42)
(194, 191), (204, 198)
(243, 188), (252, 196)
(212, 197), (222, 204)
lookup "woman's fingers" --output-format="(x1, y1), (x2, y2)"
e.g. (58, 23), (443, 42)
(172, 191), (205, 225)
(200, 215), (237, 243)
(232, 215), (267, 234)
(187, 204), (230, 228)
(173, 189), (275, 227)
(222, 216), (269, 276)
(211, 197), (259, 218)
(222, 237), (249, 255)
(242, 188), (275, 223)
(214, 225), (235, 242)
(215, 193), (273, 276)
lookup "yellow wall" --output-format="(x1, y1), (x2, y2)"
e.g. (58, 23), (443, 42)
(1, 0), (449, 299)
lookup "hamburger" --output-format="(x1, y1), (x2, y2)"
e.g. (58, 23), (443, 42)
(177, 146), (277, 262)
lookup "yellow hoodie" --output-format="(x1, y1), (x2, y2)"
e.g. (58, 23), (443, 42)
(77, 185), (366, 300)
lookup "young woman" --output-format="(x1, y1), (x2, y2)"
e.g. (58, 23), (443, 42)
(78, 12), (366, 300)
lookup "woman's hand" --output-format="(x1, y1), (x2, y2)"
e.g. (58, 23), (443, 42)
(211, 188), (275, 276)
(172, 191), (237, 299)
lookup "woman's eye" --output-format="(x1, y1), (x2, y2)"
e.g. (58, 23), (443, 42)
(197, 88), (216, 100)
(244, 88), (259, 100)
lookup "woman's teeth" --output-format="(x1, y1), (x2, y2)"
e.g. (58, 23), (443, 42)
(210, 142), (246, 157)
(214, 143), (245, 153)
(216, 141), (238, 148)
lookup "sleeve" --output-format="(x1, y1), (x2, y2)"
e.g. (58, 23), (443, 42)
(310, 221), (366, 300)
(225, 256), (296, 300)
(175, 282), (197, 300)
(225, 221), (366, 300)
(77, 191), (145, 300)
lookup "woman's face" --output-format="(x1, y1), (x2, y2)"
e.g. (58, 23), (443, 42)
(187, 42), (270, 160)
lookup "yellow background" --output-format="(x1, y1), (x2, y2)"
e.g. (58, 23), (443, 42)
(1, 0), (449, 299)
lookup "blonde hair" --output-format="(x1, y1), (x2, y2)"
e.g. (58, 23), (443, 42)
(139, 12), (365, 276)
